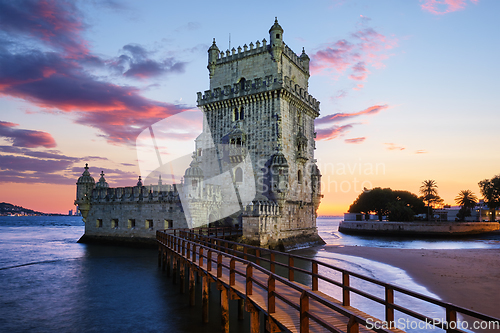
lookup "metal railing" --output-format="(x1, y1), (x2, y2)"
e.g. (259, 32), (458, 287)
(158, 228), (500, 333)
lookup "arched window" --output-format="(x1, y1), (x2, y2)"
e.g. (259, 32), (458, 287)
(298, 170), (303, 184)
(239, 106), (244, 120)
(240, 78), (246, 91)
(234, 108), (239, 121)
(235, 167), (243, 183)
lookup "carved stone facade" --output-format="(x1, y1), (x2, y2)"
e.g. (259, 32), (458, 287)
(75, 19), (323, 249)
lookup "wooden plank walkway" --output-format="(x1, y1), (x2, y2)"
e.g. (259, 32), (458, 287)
(157, 228), (500, 333)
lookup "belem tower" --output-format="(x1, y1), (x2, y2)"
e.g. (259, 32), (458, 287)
(75, 19), (324, 249)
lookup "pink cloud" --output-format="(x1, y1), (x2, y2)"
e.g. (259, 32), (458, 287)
(415, 150), (428, 154)
(420, 0), (479, 15)
(316, 104), (389, 125)
(0, 121), (56, 148)
(316, 124), (354, 141)
(385, 143), (405, 151)
(345, 137), (366, 144)
(310, 19), (397, 89)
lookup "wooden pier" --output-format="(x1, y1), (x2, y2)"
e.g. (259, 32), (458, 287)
(157, 227), (500, 333)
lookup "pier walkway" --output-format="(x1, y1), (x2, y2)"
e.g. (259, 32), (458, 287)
(157, 227), (499, 333)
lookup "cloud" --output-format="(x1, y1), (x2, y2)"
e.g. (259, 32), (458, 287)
(111, 44), (186, 79)
(0, 1), (189, 145)
(316, 124), (354, 141)
(420, 0), (479, 15)
(385, 143), (405, 151)
(415, 150), (428, 154)
(0, 121), (56, 148)
(310, 18), (397, 89)
(316, 104), (389, 125)
(345, 137), (366, 144)
(0, 0), (89, 56)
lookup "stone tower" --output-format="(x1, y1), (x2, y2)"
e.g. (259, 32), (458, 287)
(196, 19), (323, 249)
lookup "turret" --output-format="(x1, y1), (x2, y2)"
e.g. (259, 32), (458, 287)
(269, 17), (284, 60)
(75, 163), (95, 222)
(207, 38), (219, 78)
(96, 171), (109, 188)
(269, 151), (289, 208)
(184, 153), (204, 198)
(300, 47), (310, 74)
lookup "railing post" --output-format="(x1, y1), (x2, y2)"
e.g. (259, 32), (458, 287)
(255, 249), (260, 266)
(347, 315), (359, 333)
(268, 275), (275, 314)
(192, 244), (196, 262)
(300, 291), (309, 333)
(446, 307), (457, 333)
(246, 264), (253, 295)
(207, 250), (212, 271)
(270, 252), (275, 273)
(312, 262), (318, 291)
(230, 258), (235, 286)
(217, 253), (222, 278)
(288, 256), (294, 282)
(199, 247), (203, 267)
(342, 272), (350, 306)
(385, 286), (394, 325)
(243, 247), (248, 260)
(186, 242), (190, 260)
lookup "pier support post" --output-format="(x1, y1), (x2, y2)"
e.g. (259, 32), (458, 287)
(173, 257), (177, 284)
(166, 252), (171, 277)
(189, 266), (195, 306)
(202, 273), (209, 323)
(238, 299), (244, 320)
(246, 300), (260, 333)
(221, 287), (229, 333)
(180, 261), (185, 293)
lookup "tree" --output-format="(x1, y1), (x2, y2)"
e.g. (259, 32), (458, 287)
(478, 175), (500, 222)
(349, 188), (425, 222)
(455, 190), (478, 221)
(419, 180), (442, 221)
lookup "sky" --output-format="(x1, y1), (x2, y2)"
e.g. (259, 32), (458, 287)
(0, 0), (499, 215)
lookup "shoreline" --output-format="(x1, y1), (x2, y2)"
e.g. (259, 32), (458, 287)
(323, 245), (500, 320)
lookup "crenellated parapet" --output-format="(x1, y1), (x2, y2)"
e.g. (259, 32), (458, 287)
(90, 184), (180, 204)
(244, 200), (280, 217)
(197, 74), (320, 112)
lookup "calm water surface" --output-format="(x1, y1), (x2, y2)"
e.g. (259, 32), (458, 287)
(2, 216), (498, 332)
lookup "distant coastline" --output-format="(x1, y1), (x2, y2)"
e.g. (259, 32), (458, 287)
(0, 202), (67, 217)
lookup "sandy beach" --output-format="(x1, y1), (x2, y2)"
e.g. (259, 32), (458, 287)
(324, 245), (500, 320)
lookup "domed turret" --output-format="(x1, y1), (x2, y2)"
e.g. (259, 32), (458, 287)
(300, 47), (310, 73)
(207, 38), (219, 78)
(269, 17), (284, 61)
(75, 163), (95, 222)
(96, 171), (109, 188)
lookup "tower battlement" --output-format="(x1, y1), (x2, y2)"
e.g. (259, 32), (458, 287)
(197, 74), (320, 113)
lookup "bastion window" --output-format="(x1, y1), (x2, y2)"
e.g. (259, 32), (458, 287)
(111, 219), (118, 228)
(192, 179), (198, 187)
(128, 219), (135, 229)
(164, 219), (173, 229)
(96, 219), (103, 228)
(146, 219), (153, 229)
(298, 170), (303, 184)
(233, 107), (244, 121)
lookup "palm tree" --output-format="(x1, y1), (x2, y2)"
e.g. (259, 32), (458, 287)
(478, 175), (500, 222)
(455, 190), (478, 221)
(420, 179), (440, 221)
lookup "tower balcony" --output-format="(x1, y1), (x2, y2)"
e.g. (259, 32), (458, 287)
(296, 150), (308, 163)
(228, 146), (246, 163)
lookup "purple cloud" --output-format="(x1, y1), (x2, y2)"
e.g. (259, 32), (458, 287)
(0, 121), (56, 148)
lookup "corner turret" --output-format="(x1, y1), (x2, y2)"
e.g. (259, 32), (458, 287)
(269, 17), (284, 60)
(75, 163), (95, 221)
(207, 38), (219, 78)
(96, 171), (109, 188)
(300, 47), (310, 74)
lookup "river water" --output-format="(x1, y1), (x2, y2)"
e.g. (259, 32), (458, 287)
(1, 216), (498, 332)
